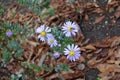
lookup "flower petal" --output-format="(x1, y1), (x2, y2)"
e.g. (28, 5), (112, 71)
(36, 27), (43, 33)
(45, 27), (51, 32)
(66, 32), (71, 37)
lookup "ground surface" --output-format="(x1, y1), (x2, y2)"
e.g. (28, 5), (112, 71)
(0, 0), (120, 42)
(0, 0), (120, 80)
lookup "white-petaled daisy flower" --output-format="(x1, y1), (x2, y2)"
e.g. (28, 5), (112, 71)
(62, 21), (79, 37)
(53, 52), (60, 58)
(64, 44), (81, 61)
(47, 35), (58, 47)
(36, 25), (51, 41)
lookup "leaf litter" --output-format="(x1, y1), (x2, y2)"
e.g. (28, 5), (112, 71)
(0, 0), (120, 80)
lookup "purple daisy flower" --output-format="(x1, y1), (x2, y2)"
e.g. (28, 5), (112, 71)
(62, 21), (79, 37)
(64, 44), (81, 61)
(36, 25), (51, 41)
(47, 35), (58, 47)
(53, 52), (60, 58)
(6, 30), (13, 37)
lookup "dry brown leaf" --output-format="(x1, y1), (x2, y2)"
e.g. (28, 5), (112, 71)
(86, 54), (93, 59)
(94, 49), (102, 54)
(115, 47), (120, 57)
(45, 73), (59, 80)
(107, 60), (115, 64)
(80, 47), (86, 51)
(100, 76), (112, 80)
(114, 61), (120, 65)
(87, 57), (97, 67)
(6, 9), (13, 19)
(107, 1), (120, 11)
(45, 70), (74, 80)
(94, 15), (105, 24)
(111, 72), (120, 80)
(50, 0), (65, 8)
(38, 52), (49, 66)
(26, 39), (39, 47)
(93, 41), (110, 48)
(92, 8), (104, 14)
(61, 70), (85, 80)
(97, 64), (115, 73)
(97, 63), (120, 79)
(110, 36), (120, 47)
(86, 2), (99, 8)
(114, 6), (120, 19)
(85, 14), (89, 21)
(79, 56), (85, 62)
(85, 44), (96, 50)
(87, 57), (103, 67)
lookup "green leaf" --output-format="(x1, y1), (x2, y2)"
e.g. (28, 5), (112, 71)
(37, 78), (43, 80)
(14, 49), (23, 58)
(51, 26), (74, 53)
(13, 29), (20, 35)
(0, 44), (2, 48)
(42, 64), (53, 71)
(47, 8), (55, 16)
(59, 64), (69, 71)
(21, 62), (42, 72)
(7, 40), (20, 50)
(10, 74), (18, 80)
(97, 77), (102, 80)
(12, 24), (22, 35)
(2, 48), (12, 64)
(55, 64), (69, 72)
(0, 4), (5, 16)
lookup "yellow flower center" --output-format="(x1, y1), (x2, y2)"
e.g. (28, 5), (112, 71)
(50, 39), (54, 43)
(68, 27), (73, 31)
(69, 51), (75, 56)
(41, 31), (46, 37)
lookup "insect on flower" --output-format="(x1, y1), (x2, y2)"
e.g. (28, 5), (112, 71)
(47, 35), (58, 47)
(36, 25), (51, 41)
(62, 21), (79, 37)
(6, 30), (13, 37)
(64, 44), (81, 61)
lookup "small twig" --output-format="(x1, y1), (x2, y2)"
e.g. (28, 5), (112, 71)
(32, 47), (43, 61)
(38, 52), (49, 66)
(27, 51), (33, 62)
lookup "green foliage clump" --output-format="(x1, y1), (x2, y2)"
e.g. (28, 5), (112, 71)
(0, 22), (31, 65)
(0, 4), (5, 16)
(51, 27), (74, 53)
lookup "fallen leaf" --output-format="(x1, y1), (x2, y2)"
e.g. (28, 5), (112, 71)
(100, 76), (112, 80)
(97, 64), (114, 73)
(94, 49), (102, 54)
(85, 14), (89, 21)
(110, 36), (120, 47)
(87, 57), (102, 67)
(86, 54), (93, 59)
(94, 15), (105, 24)
(85, 44), (96, 50)
(93, 41), (110, 48)
(114, 6), (120, 19)
(26, 39), (39, 47)
(79, 56), (85, 62)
